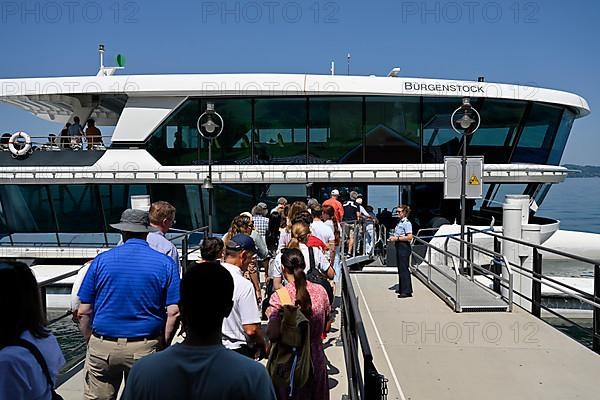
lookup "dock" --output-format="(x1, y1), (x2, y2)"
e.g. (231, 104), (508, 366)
(352, 272), (600, 399)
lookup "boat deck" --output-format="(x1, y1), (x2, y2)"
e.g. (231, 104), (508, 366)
(352, 272), (600, 399)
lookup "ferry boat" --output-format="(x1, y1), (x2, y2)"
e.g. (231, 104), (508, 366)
(0, 67), (596, 303)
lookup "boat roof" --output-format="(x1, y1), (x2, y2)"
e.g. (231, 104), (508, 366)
(0, 73), (591, 124)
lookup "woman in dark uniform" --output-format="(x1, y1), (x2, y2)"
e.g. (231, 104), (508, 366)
(390, 205), (413, 298)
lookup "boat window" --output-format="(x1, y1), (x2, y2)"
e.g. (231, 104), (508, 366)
(254, 98), (307, 164)
(512, 102), (563, 164)
(308, 97), (363, 164)
(147, 98), (253, 165)
(48, 185), (105, 236)
(0, 185), (57, 235)
(468, 99), (527, 163)
(365, 97), (421, 163)
(547, 109), (575, 165)
(422, 97), (465, 162)
(486, 183), (528, 208)
(147, 100), (201, 165)
(198, 98), (253, 164)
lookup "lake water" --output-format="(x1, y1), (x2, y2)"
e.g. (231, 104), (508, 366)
(539, 177), (600, 233)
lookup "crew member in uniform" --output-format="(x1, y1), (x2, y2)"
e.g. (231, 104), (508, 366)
(390, 205), (413, 298)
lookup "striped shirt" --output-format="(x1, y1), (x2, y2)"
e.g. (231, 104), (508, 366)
(78, 238), (180, 337)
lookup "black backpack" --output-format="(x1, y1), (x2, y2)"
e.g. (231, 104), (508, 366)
(342, 201), (358, 222)
(306, 247), (334, 304)
(11, 339), (64, 400)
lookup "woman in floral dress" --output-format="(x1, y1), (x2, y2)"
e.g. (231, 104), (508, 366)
(267, 248), (331, 400)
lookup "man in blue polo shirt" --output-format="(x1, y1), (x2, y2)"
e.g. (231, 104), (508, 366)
(77, 209), (180, 400)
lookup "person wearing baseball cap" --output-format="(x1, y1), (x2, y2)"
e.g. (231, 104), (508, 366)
(221, 234), (266, 358)
(323, 189), (344, 223)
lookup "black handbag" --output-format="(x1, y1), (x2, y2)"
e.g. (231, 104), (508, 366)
(12, 338), (64, 400)
(306, 247), (334, 304)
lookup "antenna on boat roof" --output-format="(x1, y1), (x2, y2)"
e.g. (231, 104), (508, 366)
(347, 53), (351, 75)
(97, 44), (126, 77)
(330, 61), (335, 76)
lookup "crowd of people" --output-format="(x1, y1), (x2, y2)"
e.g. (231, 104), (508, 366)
(0, 191), (414, 400)
(58, 116), (104, 150)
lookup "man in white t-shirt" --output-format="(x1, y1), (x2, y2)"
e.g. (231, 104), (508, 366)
(220, 234), (266, 358)
(122, 262), (276, 400)
(309, 204), (335, 249)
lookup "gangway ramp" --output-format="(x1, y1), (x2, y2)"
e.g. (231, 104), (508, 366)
(352, 273), (600, 400)
(414, 262), (510, 312)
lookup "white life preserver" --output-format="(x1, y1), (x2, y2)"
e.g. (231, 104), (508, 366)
(8, 131), (32, 157)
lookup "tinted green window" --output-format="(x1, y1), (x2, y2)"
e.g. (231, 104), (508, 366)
(147, 98), (252, 165)
(513, 103), (563, 164)
(48, 185), (104, 233)
(198, 98), (252, 164)
(0, 186), (56, 233)
(547, 109), (575, 165)
(468, 99), (527, 163)
(365, 97), (420, 163)
(99, 184), (148, 226)
(213, 184), (267, 233)
(254, 98), (307, 164)
(149, 184), (195, 230)
(422, 97), (464, 162)
(147, 100), (201, 165)
(309, 97), (363, 163)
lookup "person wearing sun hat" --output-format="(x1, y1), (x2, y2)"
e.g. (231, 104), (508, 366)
(77, 209), (181, 399)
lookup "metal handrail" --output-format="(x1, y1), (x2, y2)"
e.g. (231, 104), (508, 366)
(466, 227), (599, 304)
(170, 226), (209, 272)
(37, 267), (81, 323)
(340, 255), (387, 399)
(467, 227), (600, 266)
(466, 227), (600, 353)
(413, 232), (515, 312)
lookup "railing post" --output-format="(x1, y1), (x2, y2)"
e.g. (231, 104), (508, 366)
(40, 287), (48, 322)
(593, 264), (600, 354)
(182, 235), (189, 275)
(427, 244), (432, 283)
(531, 249), (542, 318)
(467, 231), (474, 281)
(444, 238), (449, 266)
(494, 237), (501, 254)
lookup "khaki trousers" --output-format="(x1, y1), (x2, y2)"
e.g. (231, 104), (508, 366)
(84, 334), (159, 400)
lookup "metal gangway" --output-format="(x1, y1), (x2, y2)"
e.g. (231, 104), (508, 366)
(411, 229), (513, 313)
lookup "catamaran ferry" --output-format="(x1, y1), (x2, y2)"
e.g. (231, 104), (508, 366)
(0, 64), (596, 272)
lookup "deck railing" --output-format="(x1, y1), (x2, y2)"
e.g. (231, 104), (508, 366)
(340, 225), (388, 400)
(465, 227), (600, 354)
(340, 259), (388, 399)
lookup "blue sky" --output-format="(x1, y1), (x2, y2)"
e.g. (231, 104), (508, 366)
(0, 0), (598, 164)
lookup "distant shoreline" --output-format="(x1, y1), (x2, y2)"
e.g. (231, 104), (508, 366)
(562, 164), (600, 178)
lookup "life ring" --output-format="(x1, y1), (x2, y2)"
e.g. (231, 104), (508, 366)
(8, 131), (32, 157)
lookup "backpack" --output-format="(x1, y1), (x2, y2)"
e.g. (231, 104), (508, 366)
(306, 247), (334, 304)
(267, 288), (312, 397)
(342, 201), (358, 222)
